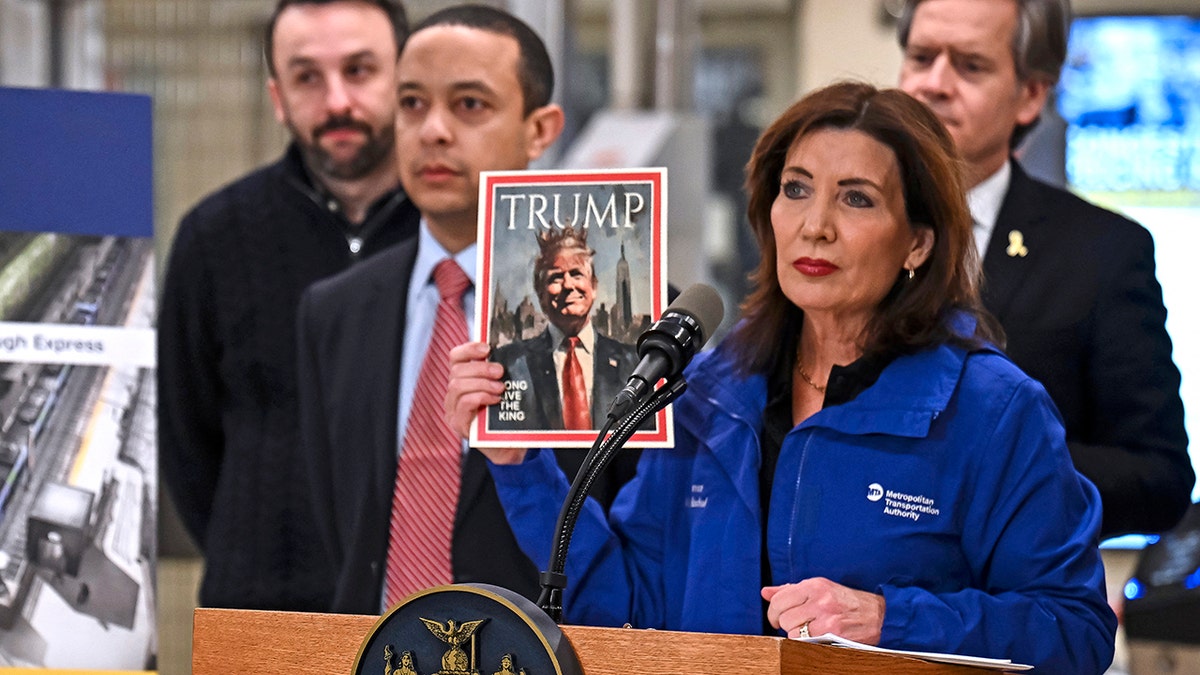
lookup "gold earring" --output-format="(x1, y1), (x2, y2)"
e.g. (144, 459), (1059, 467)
(907, 267), (914, 281)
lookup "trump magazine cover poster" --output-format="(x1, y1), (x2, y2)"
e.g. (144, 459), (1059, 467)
(471, 168), (671, 449)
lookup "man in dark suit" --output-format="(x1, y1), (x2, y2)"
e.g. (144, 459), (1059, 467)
(489, 226), (639, 431)
(297, 6), (636, 614)
(898, 0), (1194, 537)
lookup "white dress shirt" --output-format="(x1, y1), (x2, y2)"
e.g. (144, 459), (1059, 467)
(966, 161), (1012, 259)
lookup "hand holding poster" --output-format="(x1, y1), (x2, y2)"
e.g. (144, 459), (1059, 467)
(471, 169), (671, 448)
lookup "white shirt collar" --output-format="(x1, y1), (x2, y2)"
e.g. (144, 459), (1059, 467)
(546, 319), (595, 353)
(966, 161), (1012, 257)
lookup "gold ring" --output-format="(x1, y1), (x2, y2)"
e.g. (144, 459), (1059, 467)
(798, 622), (810, 639)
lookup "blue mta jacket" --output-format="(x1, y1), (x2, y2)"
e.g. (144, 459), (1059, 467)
(490, 340), (1117, 674)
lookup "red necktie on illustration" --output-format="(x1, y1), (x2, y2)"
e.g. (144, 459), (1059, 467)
(561, 335), (591, 429)
(385, 259), (470, 607)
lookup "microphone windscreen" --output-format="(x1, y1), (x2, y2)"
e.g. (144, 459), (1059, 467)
(667, 283), (724, 347)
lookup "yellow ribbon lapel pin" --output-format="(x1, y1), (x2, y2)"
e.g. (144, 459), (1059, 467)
(1006, 230), (1028, 258)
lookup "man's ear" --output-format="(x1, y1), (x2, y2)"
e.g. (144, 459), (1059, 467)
(267, 78), (287, 125)
(525, 104), (566, 162)
(1015, 76), (1051, 128)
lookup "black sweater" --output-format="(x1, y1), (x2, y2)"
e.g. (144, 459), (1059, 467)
(158, 145), (420, 610)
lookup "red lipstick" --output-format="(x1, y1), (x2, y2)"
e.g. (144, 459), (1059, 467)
(793, 257), (838, 277)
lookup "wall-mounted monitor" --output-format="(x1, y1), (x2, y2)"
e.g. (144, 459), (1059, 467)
(1058, 14), (1199, 196)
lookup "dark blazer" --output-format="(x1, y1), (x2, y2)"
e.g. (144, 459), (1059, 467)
(982, 162), (1193, 537)
(488, 327), (640, 430)
(296, 240), (631, 613)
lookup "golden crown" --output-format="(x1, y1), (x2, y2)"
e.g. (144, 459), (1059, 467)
(535, 225), (590, 256)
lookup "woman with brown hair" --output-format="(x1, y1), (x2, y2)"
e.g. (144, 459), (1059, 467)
(446, 81), (1116, 673)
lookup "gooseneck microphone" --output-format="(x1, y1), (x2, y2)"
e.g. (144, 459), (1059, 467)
(606, 284), (725, 420)
(538, 284), (725, 622)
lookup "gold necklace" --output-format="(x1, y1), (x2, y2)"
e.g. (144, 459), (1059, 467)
(795, 362), (826, 394)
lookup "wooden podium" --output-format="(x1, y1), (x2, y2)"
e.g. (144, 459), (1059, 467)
(191, 607), (1006, 674)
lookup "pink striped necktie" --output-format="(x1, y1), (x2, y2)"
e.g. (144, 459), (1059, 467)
(385, 259), (470, 607)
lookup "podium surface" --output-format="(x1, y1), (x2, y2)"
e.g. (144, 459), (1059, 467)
(192, 608), (1004, 674)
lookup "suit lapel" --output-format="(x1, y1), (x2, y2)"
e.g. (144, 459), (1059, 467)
(591, 335), (624, 422)
(981, 163), (1045, 321)
(365, 242), (417, 480)
(456, 449), (488, 531)
(527, 330), (562, 429)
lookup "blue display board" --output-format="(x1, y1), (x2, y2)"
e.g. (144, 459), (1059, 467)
(0, 87), (157, 670)
(0, 86), (152, 238)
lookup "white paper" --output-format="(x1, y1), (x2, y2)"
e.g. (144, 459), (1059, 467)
(794, 633), (1034, 671)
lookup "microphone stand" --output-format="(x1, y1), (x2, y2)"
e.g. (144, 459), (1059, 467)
(536, 376), (689, 622)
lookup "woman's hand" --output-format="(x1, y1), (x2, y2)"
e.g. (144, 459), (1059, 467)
(444, 341), (526, 464)
(761, 577), (886, 644)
